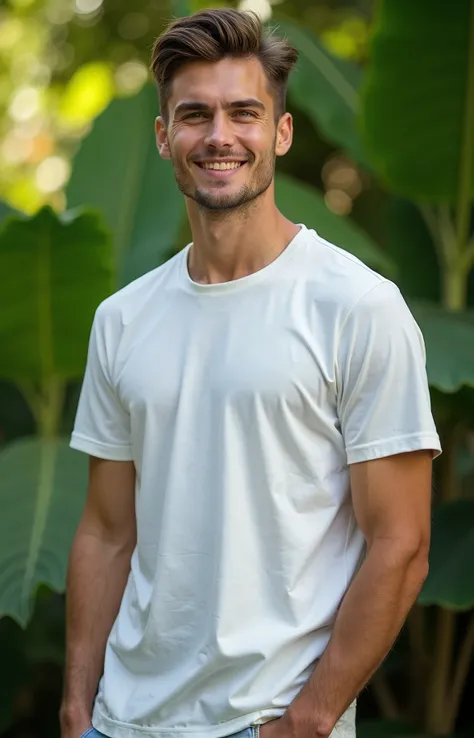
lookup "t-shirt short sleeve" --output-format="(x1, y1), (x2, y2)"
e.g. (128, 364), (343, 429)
(337, 281), (441, 464)
(70, 305), (133, 461)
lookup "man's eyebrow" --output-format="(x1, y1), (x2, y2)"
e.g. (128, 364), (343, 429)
(174, 101), (208, 116)
(225, 99), (266, 111)
(174, 98), (266, 116)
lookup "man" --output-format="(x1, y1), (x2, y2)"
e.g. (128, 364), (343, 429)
(60, 8), (441, 738)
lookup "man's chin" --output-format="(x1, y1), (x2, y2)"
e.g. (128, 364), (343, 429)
(191, 186), (253, 212)
(177, 177), (272, 212)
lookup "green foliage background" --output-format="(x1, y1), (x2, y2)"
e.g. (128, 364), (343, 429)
(0, 1), (473, 737)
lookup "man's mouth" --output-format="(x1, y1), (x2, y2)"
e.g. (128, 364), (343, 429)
(195, 161), (247, 171)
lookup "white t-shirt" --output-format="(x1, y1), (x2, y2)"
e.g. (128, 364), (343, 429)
(71, 225), (441, 738)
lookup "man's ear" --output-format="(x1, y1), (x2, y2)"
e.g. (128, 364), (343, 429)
(275, 112), (293, 158)
(155, 116), (171, 159)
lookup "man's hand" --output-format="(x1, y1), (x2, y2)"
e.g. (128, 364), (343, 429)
(259, 712), (333, 738)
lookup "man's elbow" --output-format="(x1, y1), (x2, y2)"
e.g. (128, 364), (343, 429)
(371, 534), (430, 585)
(395, 535), (430, 591)
(410, 538), (430, 586)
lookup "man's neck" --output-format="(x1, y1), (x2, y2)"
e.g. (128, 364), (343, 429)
(185, 191), (300, 285)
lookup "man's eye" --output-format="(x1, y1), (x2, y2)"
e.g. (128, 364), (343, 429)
(184, 112), (206, 120)
(234, 110), (255, 118)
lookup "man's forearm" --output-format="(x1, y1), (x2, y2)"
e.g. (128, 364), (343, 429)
(60, 526), (133, 732)
(286, 540), (429, 736)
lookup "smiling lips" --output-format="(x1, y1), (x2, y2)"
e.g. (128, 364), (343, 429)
(200, 161), (243, 170)
(193, 159), (247, 178)
(194, 157), (248, 169)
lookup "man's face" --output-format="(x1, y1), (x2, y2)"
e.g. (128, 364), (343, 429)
(155, 56), (293, 212)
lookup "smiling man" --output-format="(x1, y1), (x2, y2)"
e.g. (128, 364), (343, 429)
(61, 9), (441, 738)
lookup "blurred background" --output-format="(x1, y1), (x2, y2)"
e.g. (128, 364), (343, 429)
(0, 0), (473, 736)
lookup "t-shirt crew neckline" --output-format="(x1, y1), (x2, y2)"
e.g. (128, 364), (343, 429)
(180, 224), (305, 295)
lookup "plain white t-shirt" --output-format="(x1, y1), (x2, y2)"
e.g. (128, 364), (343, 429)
(71, 225), (441, 738)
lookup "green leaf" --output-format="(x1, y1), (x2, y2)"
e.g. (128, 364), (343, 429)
(0, 438), (88, 626)
(0, 206), (113, 383)
(419, 499), (474, 610)
(275, 173), (394, 273)
(66, 84), (186, 285)
(274, 19), (366, 163)
(410, 301), (474, 392)
(360, 0), (474, 201)
(387, 199), (440, 302)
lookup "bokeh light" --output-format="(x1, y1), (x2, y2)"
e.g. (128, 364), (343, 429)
(35, 155), (70, 193)
(74, 0), (104, 15)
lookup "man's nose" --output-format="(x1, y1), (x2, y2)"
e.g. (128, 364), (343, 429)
(204, 112), (235, 150)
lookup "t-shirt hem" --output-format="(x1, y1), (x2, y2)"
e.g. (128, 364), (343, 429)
(346, 433), (442, 464)
(70, 432), (133, 461)
(92, 709), (285, 738)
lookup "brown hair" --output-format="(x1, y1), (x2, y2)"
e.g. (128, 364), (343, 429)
(150, 8), (298, 122)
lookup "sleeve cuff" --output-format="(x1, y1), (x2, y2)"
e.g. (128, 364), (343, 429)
(70, 432), (133, 461)
(346, 433), (442, 465)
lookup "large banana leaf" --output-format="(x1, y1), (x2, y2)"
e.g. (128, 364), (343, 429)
(0, 438), (88, 625)
(387, 199), (440, 302)
(275, 173), (394, 274)
(360, 0), (474, 201)
(419, 499), (474, 610)
(66, 84), (185, 285)
(274, 19), (366, 164)
(0, 206), (113, 382)
(410, 301), (474, 392)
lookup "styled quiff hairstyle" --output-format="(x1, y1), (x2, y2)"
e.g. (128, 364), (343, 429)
(150, 8), (298, 122)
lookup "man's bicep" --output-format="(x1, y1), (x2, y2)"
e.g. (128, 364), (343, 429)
(349, 451), (433, 551)
(81, 457), (136, 548)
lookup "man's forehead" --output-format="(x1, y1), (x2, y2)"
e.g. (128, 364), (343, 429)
(169, 57), (271, 107)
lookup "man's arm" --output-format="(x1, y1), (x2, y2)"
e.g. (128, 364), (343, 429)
(263, 449), (432, 738)
(60, 457), (136, 738)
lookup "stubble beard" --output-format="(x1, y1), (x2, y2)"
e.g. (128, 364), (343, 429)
(172, 146), (276, 213)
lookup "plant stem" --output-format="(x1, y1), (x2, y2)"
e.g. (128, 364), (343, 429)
(419, 205), (447, 268)
(37, 378), (64, 438)
(442, 268), (467, 311)
(425, 608), (456, 735)
(419, 205), (468, 310)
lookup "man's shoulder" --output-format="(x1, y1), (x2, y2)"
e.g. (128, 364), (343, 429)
(95, 248), (185, 326)
(297, 227), (391, 312)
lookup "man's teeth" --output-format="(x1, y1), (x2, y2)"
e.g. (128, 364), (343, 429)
(201, 162), (243, 170)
